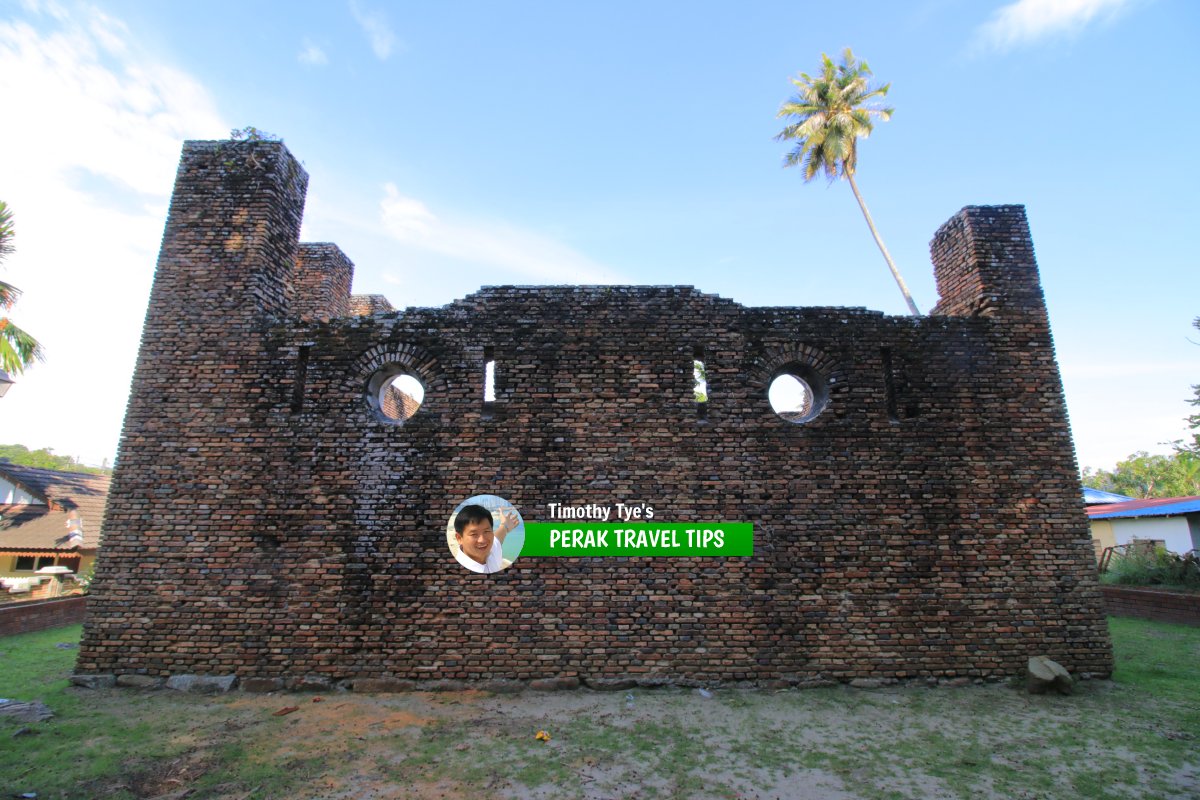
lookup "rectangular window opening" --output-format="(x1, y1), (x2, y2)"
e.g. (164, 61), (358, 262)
(693, 346), (708, 420)
(483, 346), (496, 418)
(881, 347), (899, 423)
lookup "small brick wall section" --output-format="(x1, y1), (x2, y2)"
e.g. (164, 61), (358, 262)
(0, 596), (87, 636)
(1101, 586), (1200, 627)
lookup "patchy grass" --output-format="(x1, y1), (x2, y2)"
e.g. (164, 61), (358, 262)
(0, 624), (173, 794)
(1, 623), (82, 695)
(1110, 616), (1200, 701)
(0, 619), (1197, 799)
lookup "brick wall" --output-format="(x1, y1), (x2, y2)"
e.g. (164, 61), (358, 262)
(76, 139), (1113, 686)
(0, 596), (87, 636)
(294, 243), (353, 322)
(1101, 586), (1200, 627)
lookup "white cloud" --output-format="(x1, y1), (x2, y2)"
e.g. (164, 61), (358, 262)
(298, 38), (328, 66)
(0, 3), (227, 466)
(379, 184), (626, 285)
(18, 0), (68, 19)
(349, 0), (397, 60)
(974, 0), (1135, 52)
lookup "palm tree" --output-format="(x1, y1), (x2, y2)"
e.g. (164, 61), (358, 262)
(776, 49), (920, 316)
(0, 200), (45, 374)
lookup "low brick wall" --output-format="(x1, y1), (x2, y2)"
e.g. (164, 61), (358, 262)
(1101, 586), (1200, 627)
(0, 596), (87, 636)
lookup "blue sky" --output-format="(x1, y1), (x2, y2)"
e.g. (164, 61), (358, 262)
(0, 0), (1197, 472)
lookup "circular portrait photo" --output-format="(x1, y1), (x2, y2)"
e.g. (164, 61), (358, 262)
(446, 495), (525, 574)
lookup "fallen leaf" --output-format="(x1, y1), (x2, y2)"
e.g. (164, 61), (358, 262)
(273, 706), (300, 717)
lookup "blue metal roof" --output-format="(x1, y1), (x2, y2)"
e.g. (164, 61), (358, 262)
(1086, 496), (1200, 520)
(1083, 487), (1134, 505)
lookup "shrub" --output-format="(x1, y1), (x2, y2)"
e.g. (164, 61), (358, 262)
(1101, 544), (1200, 590)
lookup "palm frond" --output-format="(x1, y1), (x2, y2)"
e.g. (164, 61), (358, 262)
(0, 317), (45, 374)
(775, 48), (893, 184)
(774, 50), (921, 315)
(0, 202), (43, 370)
(0, 201), (14, 262)
(0, 279), (19, 310)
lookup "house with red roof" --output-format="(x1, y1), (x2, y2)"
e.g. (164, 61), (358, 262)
(1087, 495), (1200, 557)
(0, 462), (110, 600)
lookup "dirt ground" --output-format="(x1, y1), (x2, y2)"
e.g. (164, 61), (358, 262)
(65, 676), (1200, 800)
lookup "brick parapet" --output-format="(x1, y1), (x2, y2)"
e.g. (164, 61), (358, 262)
(1101, 586), (1200, 626)
(349, 294), (395, 315)
(0, 596), (87, 636)
(931, 205), (1047, 319)
(77, 141), (1113, 685)
(294, 243), (353, 321)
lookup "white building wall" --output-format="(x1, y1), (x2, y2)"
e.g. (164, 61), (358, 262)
(0, 477), (42, 505)
(1110, 516), (1194, 555)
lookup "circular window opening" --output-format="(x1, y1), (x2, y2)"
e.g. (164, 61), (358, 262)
(367, 366), (425, 423)
(768, 365), (828, 424)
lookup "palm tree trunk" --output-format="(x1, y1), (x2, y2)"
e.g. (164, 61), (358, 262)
(846, 172), (921, 317)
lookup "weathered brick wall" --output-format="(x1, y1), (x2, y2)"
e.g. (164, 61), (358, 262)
(77, 140), (1113, 686)
(0, 596), (86, 636)
(1101, 586), (1200, 627)
(294, 243), (353, 322)
(348, 294), (394, 315)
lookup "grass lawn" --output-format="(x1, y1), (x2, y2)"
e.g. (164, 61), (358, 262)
(1, 618), (1197, 799)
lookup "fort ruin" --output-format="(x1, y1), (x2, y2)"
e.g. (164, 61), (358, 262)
(76, 139), (1113, 689)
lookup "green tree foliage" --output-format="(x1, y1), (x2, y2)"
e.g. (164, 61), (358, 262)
(1083, 451), (1200, 499)
(0, 201), (45, 374)
(0, 443), (109, 475)
(229, 126), (280, 142)
(775, 49), (920, 316)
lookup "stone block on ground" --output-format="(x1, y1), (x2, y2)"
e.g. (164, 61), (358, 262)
(0, 699), (54, 723)
(165, 674), (238, 694)
(70, 674), (116, 689)
(1026, 656), (1073, 695)
(116, 674), (163, 689)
